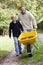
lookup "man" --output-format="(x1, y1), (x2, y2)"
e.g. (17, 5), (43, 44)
(18, 6), (37, 57)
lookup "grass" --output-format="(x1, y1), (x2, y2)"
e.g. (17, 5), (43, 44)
(0, 36), (43, 64)
(0, 36), (14, 57)
(19, 37), (43, 64)
(37, 29), (43, 34)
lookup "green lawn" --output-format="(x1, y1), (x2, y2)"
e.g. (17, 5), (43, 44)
(37, 29), (43, 33)
(0, 36), (14, 57)
(0, 36), (43, 64)
(19, 38), (43, 64)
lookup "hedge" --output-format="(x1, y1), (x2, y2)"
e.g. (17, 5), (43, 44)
(0, 25), (9, 35)
(37, 21), (43, 30)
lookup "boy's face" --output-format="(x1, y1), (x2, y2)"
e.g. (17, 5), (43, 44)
(12, 17), (16, 22)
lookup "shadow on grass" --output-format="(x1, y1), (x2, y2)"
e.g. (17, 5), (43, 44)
(0, 50), (9, 57)
(0, 50), (9, 64)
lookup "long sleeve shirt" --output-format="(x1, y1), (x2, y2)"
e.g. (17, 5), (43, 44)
(18, 10), (37, 31)
(9, 20), (23, 38)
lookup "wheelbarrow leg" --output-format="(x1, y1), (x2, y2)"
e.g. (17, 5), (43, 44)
(34, 43), (39, 50)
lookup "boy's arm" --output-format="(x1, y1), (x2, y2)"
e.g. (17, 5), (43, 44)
(9, 23), (11, 38)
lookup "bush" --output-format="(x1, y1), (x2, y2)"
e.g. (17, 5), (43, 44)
(37, 21), (43, 29)
(0, 26), (3, 35)
(3, 25), (9, 35)
(0, 25), (9, 35)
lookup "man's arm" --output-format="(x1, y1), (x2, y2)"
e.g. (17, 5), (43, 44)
(29, 12), (37, 29)
(18, 21), (24, 31)
(9, 23), (11, 38)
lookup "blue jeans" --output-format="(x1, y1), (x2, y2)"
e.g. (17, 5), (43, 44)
(13, 37), (21, 55)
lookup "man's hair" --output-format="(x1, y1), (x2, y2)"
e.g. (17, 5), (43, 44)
(19, 5), (25, 9)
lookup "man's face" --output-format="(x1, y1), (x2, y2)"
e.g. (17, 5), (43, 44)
(20, 7), (26, 14)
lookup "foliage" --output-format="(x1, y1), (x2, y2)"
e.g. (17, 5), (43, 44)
(37, 29), (43, 33)
(0, 26), (3, 35)
(0, 0), (43, 23)
(0, 25), (9, 35)
(0, 0), (43, 35)
(37, 21), (43, 29)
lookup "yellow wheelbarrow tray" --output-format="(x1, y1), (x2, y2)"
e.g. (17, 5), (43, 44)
(18, 31), (37, 45)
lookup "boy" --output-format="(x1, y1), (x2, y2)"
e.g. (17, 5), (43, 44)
(9, 15), (23, 56)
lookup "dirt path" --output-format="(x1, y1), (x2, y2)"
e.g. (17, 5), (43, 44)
(0, 51), (43, 65)
(0, 33), (43, 65)
(0, 50), (19, 65)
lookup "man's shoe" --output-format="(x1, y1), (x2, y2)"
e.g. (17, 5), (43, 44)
(19, 52), (22, 54)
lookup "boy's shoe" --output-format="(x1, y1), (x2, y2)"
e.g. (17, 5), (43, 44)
(28, 54), (33, 57)
(16, 54), (19, 57)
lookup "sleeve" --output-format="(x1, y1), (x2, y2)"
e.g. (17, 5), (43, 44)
(9, 23), (12, 37)
(18, 14), (23, 26)
(18, 21), (24, 31)
(29, 12), (37, 29)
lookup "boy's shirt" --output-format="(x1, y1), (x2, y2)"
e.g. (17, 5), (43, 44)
(9, 20), (23, 38)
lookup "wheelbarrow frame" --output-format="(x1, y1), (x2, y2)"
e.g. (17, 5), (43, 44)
(18, 30), (37, 45)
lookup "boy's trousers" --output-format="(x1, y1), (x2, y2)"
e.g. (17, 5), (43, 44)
(13, 37), (21, 55)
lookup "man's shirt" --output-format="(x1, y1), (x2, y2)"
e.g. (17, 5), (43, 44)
(18, 10), (37, 31)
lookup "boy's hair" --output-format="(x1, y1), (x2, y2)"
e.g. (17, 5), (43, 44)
(11, 15), (16, 19)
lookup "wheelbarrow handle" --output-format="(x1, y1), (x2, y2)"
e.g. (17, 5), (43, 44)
(32, 29), (36, 31)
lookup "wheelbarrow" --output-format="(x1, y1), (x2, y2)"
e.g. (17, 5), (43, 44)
(18, 30), (37, 45)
